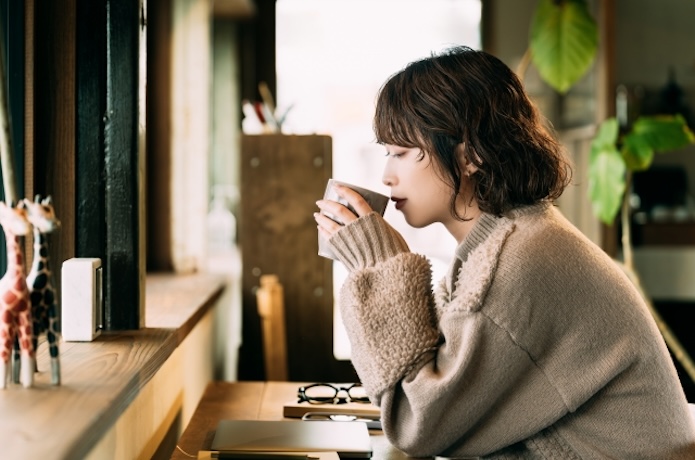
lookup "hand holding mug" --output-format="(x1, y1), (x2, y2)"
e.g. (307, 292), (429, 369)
(314, 179), (389, 259)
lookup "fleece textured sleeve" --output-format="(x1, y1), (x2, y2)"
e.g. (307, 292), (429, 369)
(325, 213), (440, 398)
(340, 253), (439, 399)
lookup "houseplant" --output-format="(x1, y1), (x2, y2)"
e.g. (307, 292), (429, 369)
(518, 0), (695, 381)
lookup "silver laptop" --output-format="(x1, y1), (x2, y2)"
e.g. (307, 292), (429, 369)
(210, 420), (373, 459)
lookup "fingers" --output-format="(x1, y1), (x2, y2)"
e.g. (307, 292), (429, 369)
(316, 198), (355, 226)
(333, 185), (373, 217)
(317, 185), (372, 220)
(315, 184), (375, 238)
(314, 211), (344, 238)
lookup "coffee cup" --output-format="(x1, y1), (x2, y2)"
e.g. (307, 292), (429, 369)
(318, 179), (390, 259)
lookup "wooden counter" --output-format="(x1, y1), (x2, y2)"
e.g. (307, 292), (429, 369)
(0, 272), (226, 459)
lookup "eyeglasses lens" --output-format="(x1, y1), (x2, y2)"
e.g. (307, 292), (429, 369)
(304, 384), (337, 402)
(347, 385), (369, 402)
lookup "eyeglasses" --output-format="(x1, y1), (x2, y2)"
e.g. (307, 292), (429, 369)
(297, 383), (370, 404)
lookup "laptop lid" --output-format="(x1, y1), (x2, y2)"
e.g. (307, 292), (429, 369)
(211, 420), (373, 459)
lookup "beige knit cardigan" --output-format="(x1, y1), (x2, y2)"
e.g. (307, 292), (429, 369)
(327, 202), (695, 459)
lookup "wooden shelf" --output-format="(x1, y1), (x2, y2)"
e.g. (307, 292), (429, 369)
(635, 221), (695, 246)
(0, 272), (225, 459)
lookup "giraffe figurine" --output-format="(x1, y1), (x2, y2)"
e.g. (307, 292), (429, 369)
(23, 195), (61, 385)
(0, 200), (34, 389)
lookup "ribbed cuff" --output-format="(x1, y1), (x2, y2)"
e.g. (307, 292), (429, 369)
(327, 212), (409, 271)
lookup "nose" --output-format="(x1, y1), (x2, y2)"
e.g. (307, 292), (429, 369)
(382, 162), (396, 187)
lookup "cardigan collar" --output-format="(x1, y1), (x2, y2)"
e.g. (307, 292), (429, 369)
(436, 201), (553, 314)
(454, 201), (553, 262)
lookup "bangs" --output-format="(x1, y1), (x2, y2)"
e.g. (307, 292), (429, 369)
(373, 111), (422, 148)
(373, 72), (423, 148)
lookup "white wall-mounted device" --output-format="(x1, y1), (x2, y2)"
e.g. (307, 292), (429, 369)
(61, 257), (104, 342)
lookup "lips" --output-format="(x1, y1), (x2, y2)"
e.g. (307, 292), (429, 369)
(391, 197), (406, 210)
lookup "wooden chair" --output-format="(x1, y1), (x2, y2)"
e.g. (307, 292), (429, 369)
(256, 274), (288, 380)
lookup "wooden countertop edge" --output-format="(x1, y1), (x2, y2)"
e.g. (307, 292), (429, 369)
(65, 328), (177, 459)
(0, 271), (228, 459)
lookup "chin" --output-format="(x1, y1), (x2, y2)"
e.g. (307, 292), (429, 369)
(403, 215), (432, 229)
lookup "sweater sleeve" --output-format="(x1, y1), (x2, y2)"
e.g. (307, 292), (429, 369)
(326, 212), (410, 271)
(339, 252), (440, 399)
(329, 212), (440, 398)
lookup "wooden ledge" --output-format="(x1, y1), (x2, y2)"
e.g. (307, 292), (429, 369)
(146, 272), (227, 338)
(0, 272), (226, 459)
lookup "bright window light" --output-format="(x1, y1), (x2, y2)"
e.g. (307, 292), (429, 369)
(276, 0), (482, 360)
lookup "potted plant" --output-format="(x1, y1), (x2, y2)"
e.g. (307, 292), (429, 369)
(518, 0), (695, 380)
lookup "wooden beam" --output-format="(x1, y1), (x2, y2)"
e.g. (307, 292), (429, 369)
(74, 0), (145, 330)
(102, 0), (145, 329)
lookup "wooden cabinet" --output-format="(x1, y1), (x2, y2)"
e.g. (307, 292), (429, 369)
(238, 134), (358, 382)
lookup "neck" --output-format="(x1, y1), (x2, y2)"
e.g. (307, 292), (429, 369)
(4, 229), (24, 274)
(444, 186), (482, 243)
(31, 230), (49, 273)
(446, 205), (482, 244)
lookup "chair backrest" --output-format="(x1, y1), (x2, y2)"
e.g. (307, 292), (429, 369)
(256, 274), (288, 380)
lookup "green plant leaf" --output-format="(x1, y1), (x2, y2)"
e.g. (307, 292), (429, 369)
(621, 115), (694, 171)
(530, 0), (598, 93)
(589, 117), (619, 157)
(621, 132), (653, 171)
(589, 119), (625, 224)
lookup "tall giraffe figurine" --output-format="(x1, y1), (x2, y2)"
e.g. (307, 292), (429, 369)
(0, 200), (34, 388)
(23, 195), (61, 385)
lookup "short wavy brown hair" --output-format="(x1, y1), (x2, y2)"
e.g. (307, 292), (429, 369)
(373, 45), (572, 219)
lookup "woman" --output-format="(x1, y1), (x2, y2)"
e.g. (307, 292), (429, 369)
(314, 46), (695, 459)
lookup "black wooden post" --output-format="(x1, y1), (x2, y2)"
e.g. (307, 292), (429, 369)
(75, 0), (144, 330)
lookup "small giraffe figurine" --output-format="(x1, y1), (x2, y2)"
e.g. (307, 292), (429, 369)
(23, 195), (61, 385)
(0, 200), (34, 389)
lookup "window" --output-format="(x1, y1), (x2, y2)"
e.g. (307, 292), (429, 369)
(276, 0), (482, 358)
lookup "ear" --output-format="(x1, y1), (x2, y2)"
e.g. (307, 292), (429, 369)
(456, 142), (478, 176)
